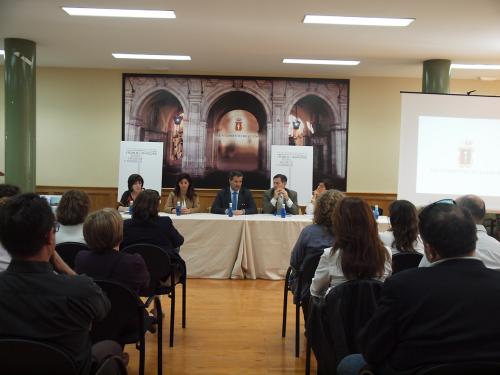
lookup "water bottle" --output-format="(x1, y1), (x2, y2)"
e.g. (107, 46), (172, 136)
(128, 200), (133, 215)
(175, 201), (181, 216)
(280, 202), (286, 218)
(373, 204), (380, 220)
(227, 203), (233, 217)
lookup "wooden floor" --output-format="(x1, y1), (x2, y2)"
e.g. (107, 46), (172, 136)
(125, 279), (317, 375)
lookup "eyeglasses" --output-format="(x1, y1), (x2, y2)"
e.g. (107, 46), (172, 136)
(53, 223), (60, 233)
(419, 199), (456, 222)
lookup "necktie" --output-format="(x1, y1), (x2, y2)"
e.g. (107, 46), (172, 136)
(232, 191), (238, 210)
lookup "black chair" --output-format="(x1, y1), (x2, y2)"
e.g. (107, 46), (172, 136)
(0, 338), (78, 375)
(282, 253), (322, 358)
(91, 280), (163, 375)
(122, 243), (186, 347)
(392, 252), (423, 274)
(94, 354), (128, 375)
(416, 361), (500, 375)
(306, 279), (384, 375)
(55, 241), (89, 269)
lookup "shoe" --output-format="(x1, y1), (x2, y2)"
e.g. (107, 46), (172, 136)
(121, 352), (130, 367)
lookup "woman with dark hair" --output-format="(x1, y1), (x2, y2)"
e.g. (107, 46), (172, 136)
(119, 174), (144, 207)
(305, 179), (333, 215)
(121, 189), (186, 279)
(56, 190), (91, 244)
(164, 173), (200, 214)
(379, 200), (424, 255)
(310, 197), (392, 297)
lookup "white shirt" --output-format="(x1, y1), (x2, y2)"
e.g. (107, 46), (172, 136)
(0, 244), (11, 272)
(310, 245), (393, 297)
(419, 225), (500, 269)
(56, 223), (86, 245)
(379, 231), (425, 255)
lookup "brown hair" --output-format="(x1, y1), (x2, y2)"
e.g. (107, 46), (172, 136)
(389, 200), (419, 253)
(83, 208), (123, 251)
(313, 189), (345, 234)
(331, 197), (389, 280)
(56, 190), (90, 225)
(132, 189), (160, 222)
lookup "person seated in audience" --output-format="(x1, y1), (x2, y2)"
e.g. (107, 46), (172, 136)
(289, 189), (345, 317)
(419, 194), (500, 269)
(379, 199), (424, 255)
(119, 173), (144, 207)
(121, 189), (186, 281)
(0, 184), (21, 272)
(75, 208), (150, 295)
(263, 174), (299, 215)
(56, 189), (90, 245)
(305, 179), (333, 215)
(310, 197), (392, 298)
(165, 173), (200, 214)
(0, 193), (124, 374)
(211, 170), (257, 215)
(338, 199), (500, 375)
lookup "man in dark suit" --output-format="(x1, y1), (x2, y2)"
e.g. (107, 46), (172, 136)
(262, 174), (299, 215)
(211, 170), (257, 215)
(338, 199), (500, 375)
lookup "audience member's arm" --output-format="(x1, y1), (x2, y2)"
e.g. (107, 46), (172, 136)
(290, 230), (307, 270)
(71, 277), (111, 322)
(358, 278), (398, 366)
(52, 250), (76, 275)
(310, 251), (330, 297)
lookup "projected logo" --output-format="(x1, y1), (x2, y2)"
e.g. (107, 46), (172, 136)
(458, 140), (474, 168)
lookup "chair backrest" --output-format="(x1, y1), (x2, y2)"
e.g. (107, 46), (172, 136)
(296, 253), (322, 297)
(90, 280), (144, 344)
(0, 338), (77, 375)
(55, 242), (89, 268)
(122, 243), (173, 295)
(392, 252), (423, 274)
(94, 354), (128, 375)
(416, 361), (500, 375)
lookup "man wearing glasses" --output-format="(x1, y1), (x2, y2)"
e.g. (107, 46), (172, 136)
(0, 193), (124, 374)
(338, 199), (500, 375)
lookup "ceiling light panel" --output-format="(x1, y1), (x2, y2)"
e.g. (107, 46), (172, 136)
(62, 7), (176, 18)
(112, 53), (191, 61)
(303, 15), (414, 27)
(282, 58), (359, 66)
(451, 64), (500, 70)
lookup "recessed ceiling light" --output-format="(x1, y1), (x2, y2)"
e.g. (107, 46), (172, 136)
(0, 49), (4, 57)
(451, 64), (500, 70)
(303, 15), (414, 27)
(112, 53), (191, 61)
(282, 58), (360, 66)
(62, 7), (176, 18)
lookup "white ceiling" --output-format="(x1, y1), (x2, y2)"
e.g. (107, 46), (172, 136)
(1, 0), (500, 79)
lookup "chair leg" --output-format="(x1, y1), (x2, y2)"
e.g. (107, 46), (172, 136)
(182, 279), (186, 329)
(169, 288), (176, 347)
(305, 337), (311, 375)
(155, 296), (163, 375)
(282, 277), (289, 337)
(139, 332), (145, 375)
(295, 301), (300, 358)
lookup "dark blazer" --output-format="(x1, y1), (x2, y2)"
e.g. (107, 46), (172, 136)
(75, 249), (150, 295)
(121, 216), (184, 250)
(359, 259), (500, 374)
(262, 188), (299, 214)
(211, 186), (257, 214)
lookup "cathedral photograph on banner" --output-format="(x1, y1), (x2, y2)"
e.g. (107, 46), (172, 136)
(122, 74), (349, 190)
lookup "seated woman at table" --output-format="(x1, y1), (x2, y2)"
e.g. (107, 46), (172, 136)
(379, 199), (424, 255)
(118, 173), (144, 208)
(310, 197), (392, 298)
(305, 179), (333, 215)
(75, 208), (150, 295)
(56, 189), (90, 244)
(121, 189), (186, 281)
(164, 173), (200, 214)
(289, 189), (344, 318)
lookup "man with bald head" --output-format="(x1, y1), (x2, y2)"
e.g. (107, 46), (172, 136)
(419, 194), (500, 269)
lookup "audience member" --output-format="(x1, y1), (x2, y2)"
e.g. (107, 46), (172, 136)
(0, 193), (124, 375)
(305, 179), (333, 215)
(310, 197), (392, 298)
(119, 173), (144, 207)
(379, 200), (424, 255)
(263, 174), (299, 215)
(121, 189), (186, 281)
(289, 189), (344, 317)
(165, 173), (200, 214)
(0, 184), (21, 271)
(211, 170), (257, 215)
(56, 189), (90, 244)
(75, 208), (150, 295)
(338, 199), (500, 375)
(419, 194), (500, 268)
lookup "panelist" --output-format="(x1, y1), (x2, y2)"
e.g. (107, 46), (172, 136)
(263, 174), (299, 215)
(211, 170), (257, 215)
(119, 173), (144, 207)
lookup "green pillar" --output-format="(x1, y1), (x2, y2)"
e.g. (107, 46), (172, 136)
(4, 38), (36, 193)
(422, 59), (451, 94)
